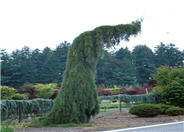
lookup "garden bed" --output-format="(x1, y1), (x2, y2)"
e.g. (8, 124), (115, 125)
(15, 109), (184, 132)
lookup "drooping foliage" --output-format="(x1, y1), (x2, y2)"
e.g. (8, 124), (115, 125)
(1, 99), (53, 121)
(44, 21), (141, 124)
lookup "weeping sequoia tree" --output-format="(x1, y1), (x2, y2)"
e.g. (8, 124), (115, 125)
(43, 20), (141, 124)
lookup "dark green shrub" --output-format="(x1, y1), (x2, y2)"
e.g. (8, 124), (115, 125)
(12, 93), (28, 100)
(0, 86), (16, 99)
(153, 67), (184, 107)
(156, 104), (174, 114)
(129, 104), (160, 117)
(163, 81), (184, 107)
(166, 107), (184, 116)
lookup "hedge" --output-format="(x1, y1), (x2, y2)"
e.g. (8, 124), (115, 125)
(129, 104), (161, 117)
(98, 93), (160, 106)
(1, 93), (159, 121)
(1, 99), (53, 121)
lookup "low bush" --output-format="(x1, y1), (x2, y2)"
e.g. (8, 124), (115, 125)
(23, 85), (37, 99)
(107, 88), (120, 95)
(156, 104), (174, 114)
(12, 93), (28, 100)
(165, 107), (184, 116)
(129, 104), (160, 117)
(34, 83), (55, 99)
(0, 86), (16, 99)
(97, 87), (105, 96)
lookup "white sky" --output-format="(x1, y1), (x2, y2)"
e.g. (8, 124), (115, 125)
(0, 0), (184, 53)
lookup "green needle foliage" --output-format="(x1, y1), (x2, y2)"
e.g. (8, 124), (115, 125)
(44, 20), (142, 124)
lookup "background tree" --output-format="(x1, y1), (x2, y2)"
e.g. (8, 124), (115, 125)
(50, 41), (70, 82)
(96, 51), (114, 86)
(96, 47), (135, 86)
(1, 42), (70, 88)
(1, 49), (12, 86)
(132, 45), (155, 86)
(115, 47), (136, 85)
(154, 43), (184, 68)
(44, 21), (141, 124)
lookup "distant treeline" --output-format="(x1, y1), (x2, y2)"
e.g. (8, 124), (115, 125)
(1, 41), (184, 88)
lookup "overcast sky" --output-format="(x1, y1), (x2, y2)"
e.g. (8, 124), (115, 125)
(0, 0), (184, 53)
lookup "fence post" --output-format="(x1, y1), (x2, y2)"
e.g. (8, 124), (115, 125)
(119, 94), (121, 112)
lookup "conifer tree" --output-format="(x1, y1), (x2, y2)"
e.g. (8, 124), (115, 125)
(44, 20), (141, 124)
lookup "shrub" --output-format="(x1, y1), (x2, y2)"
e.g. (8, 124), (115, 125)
(129, 104), (160, 117)
(120, 88), (127, 94)
(131, 87), (146, 94)
(28, 94), (38, 100)
(163, 81), (184, 107)
(35, 84), (55, 99)
(153, 86), (164, 93)
(153, 66), (184, 107)
(156, 104), (174, 114)
(108, 87), (120, 95)
(125, 90), (137, 95)
(23, 85), (37, 99)
(148, 79), (157, 88)
(103, 89), (111, 96)
(24, 85), (35, 95)
(166, 107), (184, 116)
(49, 90), (59, 99)
(0, 86), (16, 99)
(97, 87), (105, 96)
(12, 93), (28, 100)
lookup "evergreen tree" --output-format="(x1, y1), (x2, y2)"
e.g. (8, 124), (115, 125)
(8, 49), (25, 87)
(132, 45), (155, 86)
(51, 41), (70, 82)
(115, 47), (136, 85)
(44, 21), (141, 124)
(154, 43), (184, 67)
(96, 51), (117, 86)
(1, 49), (12, 86)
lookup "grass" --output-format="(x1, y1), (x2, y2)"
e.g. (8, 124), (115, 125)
(99, 102), (130, 109)
(1, 126), (14, 132)
(100, 103), (120, 109)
